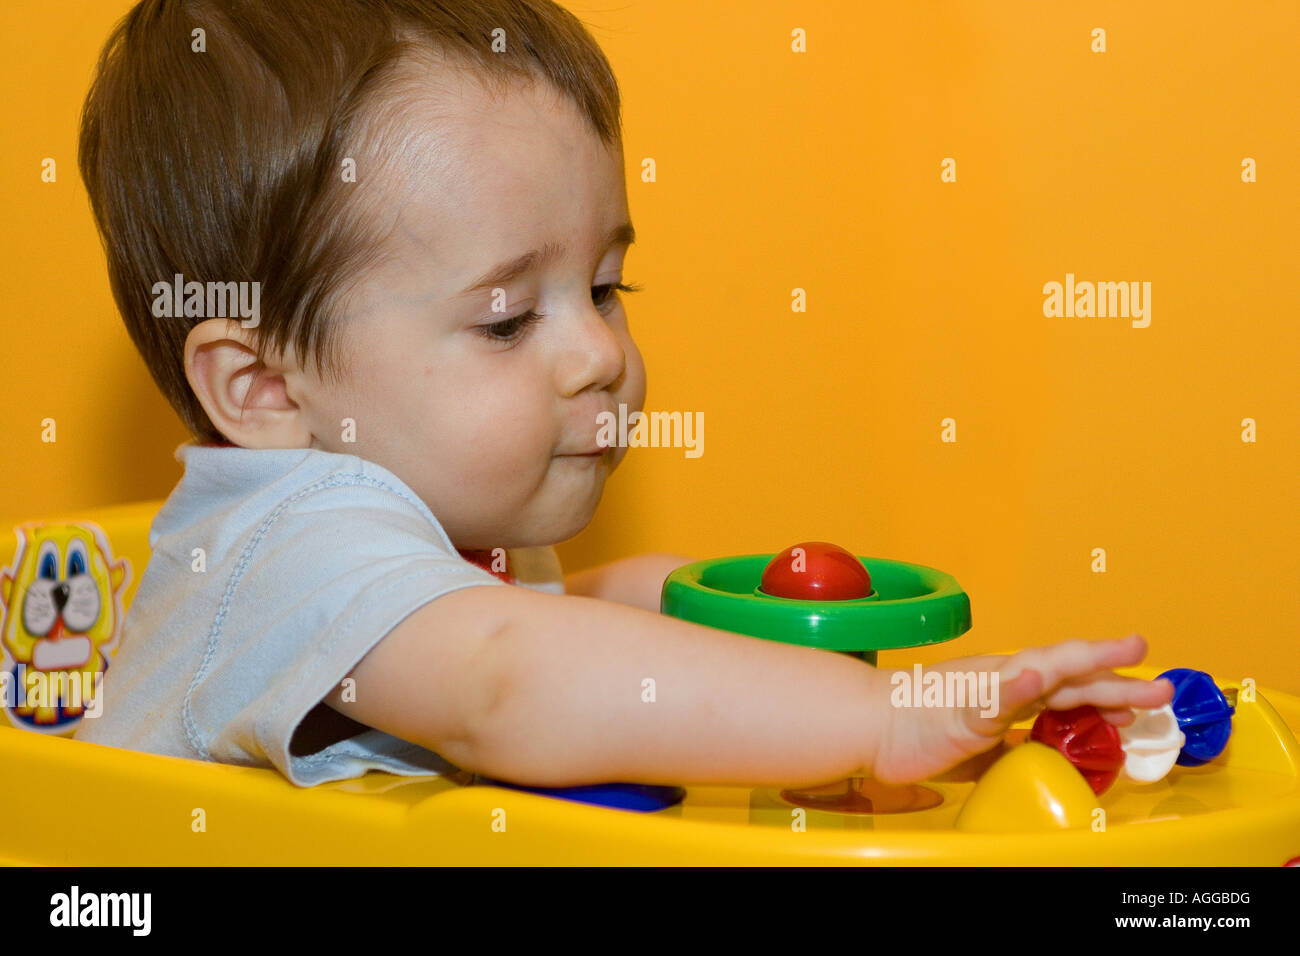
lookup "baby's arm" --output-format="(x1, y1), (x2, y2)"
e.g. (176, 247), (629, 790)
(324, 582), (885, 789)
(325, 583), (1174, 790)
(562, 553), (693, 612)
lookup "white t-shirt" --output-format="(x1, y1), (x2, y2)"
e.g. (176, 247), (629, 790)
(74, 442), (563, 786)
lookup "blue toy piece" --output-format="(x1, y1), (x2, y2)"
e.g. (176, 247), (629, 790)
(473, 776), (686, 811)
(1158, 668), (1235, 766)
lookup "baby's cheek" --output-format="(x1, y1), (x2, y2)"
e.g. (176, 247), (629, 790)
(465, 421), (549, 485)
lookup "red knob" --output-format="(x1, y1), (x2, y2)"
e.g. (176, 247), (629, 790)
(1030, 705), (1125, 796)
(759, 542), (872, 601)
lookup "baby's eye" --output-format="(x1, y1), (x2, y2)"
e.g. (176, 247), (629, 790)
(478, 310), (543, 344)
(593, 281), (642, 312)
(478, 282), (643, 345)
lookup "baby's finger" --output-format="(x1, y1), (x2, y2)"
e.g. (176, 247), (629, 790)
(970, 667), (1044, 734)
(930, 653), (1011, 675)
(1043, 674), (1174, 712)
(1004, 634), (1148, 690)
(1099, 707), (1137, 726)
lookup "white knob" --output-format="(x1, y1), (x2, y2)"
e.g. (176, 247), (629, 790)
(1119, 703), (1185, 782)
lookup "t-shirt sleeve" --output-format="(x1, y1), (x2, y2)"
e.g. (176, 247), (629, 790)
(183, 477), (506, 786)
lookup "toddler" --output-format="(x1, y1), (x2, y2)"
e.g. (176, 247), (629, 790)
(74, 0), (1173, 788)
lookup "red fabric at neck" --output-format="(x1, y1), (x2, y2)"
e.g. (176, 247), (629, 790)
(457, 548), (514, 583)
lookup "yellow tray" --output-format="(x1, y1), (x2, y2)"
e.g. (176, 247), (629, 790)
(3, 501), (1298, 865)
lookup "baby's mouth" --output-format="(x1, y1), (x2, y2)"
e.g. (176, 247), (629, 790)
(556, 441), (609, 457)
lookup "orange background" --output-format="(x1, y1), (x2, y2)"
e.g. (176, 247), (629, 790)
(1, 1), (1295, 691)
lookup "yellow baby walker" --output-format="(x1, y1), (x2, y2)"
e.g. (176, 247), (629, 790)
(1, 501), (1297, 865)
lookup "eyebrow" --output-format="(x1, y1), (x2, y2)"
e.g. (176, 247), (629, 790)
(457, 222), (636, 297)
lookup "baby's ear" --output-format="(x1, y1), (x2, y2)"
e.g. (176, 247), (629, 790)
(184, 319), (310, 449)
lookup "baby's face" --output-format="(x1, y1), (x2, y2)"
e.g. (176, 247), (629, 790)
(297, 70), (645, 549)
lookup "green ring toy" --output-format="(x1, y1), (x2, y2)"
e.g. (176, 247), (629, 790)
(660, 553), (972, 666)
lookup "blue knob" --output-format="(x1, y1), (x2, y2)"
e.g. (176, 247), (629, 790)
(1158, 668), (1234, 766)
(475, 777), (685, 811)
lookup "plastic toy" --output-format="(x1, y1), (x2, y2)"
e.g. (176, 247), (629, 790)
(2, 510), (1299, 866)
(759, 541), (873, 600)
(474, 779), (686, 811)
(954, 742), (1099, 832)
(1119, 704), (1185, 782)
(662, 549), (968, 666)
(1160, 667), (1236, 765)
(1029, 706), (1126, 795)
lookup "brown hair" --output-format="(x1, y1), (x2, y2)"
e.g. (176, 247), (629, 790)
(78, 0), (622, 443)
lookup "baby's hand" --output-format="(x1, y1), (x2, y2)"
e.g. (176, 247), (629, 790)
(871, 634), (1175, 784)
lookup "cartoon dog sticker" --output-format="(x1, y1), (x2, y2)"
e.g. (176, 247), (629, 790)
(0, 521), (130, 733)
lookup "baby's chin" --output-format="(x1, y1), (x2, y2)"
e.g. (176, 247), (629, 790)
(537, 473), (612, 543)
(484, 511), (597, 550)
(458, 484), (604, 550)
